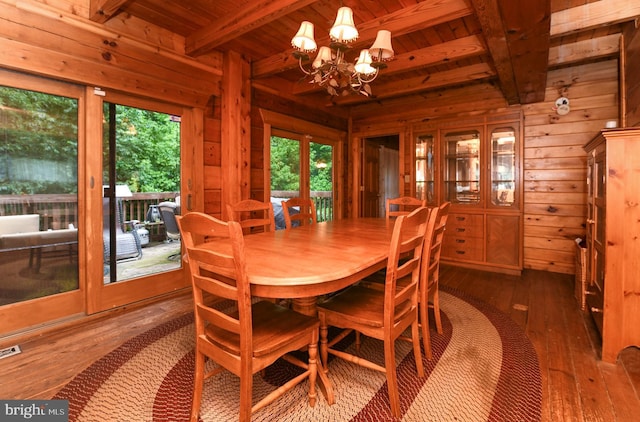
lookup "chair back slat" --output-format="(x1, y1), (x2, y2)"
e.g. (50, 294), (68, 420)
(281, 197), (317, 229)
(227, 199), (275, 234)
(176, 212), (253, 354)
(385, 196), (426, 219)
(384, 207), (430, 325)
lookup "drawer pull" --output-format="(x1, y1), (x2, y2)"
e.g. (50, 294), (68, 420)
(590, 307), (603, 313)
(455, 250), (466, 255)
(455, 239), (465, 243)
(456, 216), (466, 221)
(456, 228), (466, 232)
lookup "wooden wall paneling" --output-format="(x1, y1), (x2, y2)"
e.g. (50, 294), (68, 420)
(0, 1), (221, 107)
(522, 59), (618, 274)
(623, 22), (640, 125)
(350, 82), (509, 131)
(180, 106), (204, 213)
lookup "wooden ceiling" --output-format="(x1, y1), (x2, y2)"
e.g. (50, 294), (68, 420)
(90, 0), (636, 110)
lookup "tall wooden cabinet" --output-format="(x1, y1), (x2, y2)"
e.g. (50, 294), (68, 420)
(584, 128), (640, 363)
(413, 112), (523, 275)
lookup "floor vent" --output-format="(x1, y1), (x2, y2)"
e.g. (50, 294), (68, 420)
(0, 345), (21, 360)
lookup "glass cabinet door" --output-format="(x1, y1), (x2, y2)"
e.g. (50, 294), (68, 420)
(490, 126), (516, 206)
(443, 130), (480, 204)
(415, 133), (435, 205)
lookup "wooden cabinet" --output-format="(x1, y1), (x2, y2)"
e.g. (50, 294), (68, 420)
(414, 113), (523, 274)
(584, 128), (640, 363)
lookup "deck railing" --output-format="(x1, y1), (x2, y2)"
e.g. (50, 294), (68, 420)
(271, 191), (333, 222)
(0, 193), (179, 233)
(0, 190), (332, 229)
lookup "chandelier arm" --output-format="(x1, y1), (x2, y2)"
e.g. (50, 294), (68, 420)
(298, 57), (313, 76)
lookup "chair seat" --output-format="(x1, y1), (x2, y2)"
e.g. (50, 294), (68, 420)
(319, 284), (414, 331)
(206, 300), (319, 357)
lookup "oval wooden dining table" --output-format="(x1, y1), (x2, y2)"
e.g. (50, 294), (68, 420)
(198, 217), (397, 405)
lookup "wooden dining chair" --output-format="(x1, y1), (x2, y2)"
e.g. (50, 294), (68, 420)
(176, 212), (319, 422)
(317, 206), (430, 418)
(361, 202), (451, 359)
(281, 197), (317, 229)
(226, 199), (275, 234)
(415, 201), (450, 359)
(385, 196), (426, 219)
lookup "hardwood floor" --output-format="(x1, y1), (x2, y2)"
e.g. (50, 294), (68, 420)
(1, 265), (640, 421)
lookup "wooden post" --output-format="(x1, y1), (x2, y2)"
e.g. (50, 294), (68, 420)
(221, 50), (251, 219)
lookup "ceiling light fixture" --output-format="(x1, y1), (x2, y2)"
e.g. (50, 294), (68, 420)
(291, 6), (394, 97)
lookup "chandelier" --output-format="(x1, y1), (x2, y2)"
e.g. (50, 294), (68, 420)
(291, 6), (394, 97)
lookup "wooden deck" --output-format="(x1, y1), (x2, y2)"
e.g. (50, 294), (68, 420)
(1, 265), (639, 421)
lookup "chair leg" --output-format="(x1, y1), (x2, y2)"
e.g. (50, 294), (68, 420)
(239, 368), (253, 422)
(433, 289), (443, 334)
(191, 351), (205, 422)
(307, 335), (318, 407)
(420, 302), (432, 360)
(411, 320), (425, 377)
(319, 321), (329, 374)
(384, 340), (401, 418)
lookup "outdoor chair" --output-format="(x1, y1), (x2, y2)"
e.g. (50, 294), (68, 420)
(176, 212), (320, 422)
(281, 197), (317, 229)
(317, 206), (429, 418)
(158, 201), (180, 260)
(102, 198), (142, 263)
(385, 196), (426, 219)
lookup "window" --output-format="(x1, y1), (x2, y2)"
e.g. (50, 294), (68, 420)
(0, 84), (79, 306)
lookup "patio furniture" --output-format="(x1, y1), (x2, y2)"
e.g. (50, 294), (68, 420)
(103, 198), (142, 262)
(281, 197), (316, 229)
(317, 207), (430, 418)
(176, 212), (320, 422)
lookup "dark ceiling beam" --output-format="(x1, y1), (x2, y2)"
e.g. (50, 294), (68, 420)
(468, 0), (519, 104)
(89, 0), (131, 23)
(185, 0), (318, 57)
(252, 0), (473, 78)
(498, 0), (551, 104)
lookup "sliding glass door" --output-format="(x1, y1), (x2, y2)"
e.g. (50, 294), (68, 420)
(102, 102), (181, 284)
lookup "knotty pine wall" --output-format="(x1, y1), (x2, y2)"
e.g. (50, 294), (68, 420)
(522, 60), (619, 274)
(624, 22), (640, 126)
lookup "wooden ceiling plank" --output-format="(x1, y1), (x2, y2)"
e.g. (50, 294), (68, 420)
(185, 0), (318, 56)
(330, 62), (496, 106)
(549, 33), (621, 67)
(292, 35), (486, 95)
(550, 0), (640, 37)
(468, 0), (519, 104)
(252, 0), (473, 78)
(89, 0), (131, 23)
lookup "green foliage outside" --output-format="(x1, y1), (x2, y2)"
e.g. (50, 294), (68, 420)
(0, 87), (78, 194)
(103, 104), (180, 193)
(270, 136), (333, 192)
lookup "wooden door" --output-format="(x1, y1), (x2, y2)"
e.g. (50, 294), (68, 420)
(362, 141), (380, 217)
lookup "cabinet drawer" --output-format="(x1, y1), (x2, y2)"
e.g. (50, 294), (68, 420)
(445, 213), (483, 238)
(443, 237), (483, 261)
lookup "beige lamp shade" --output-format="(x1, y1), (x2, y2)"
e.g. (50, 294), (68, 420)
(291, 21), (317, 52)
(354, 50), (376, 75)
(312, 46), (333, 69)
(329, 6), (358, 43)
(369, 30), (394, 61)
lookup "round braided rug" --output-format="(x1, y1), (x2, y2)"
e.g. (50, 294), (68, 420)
(54, 286), (541, 421)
